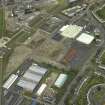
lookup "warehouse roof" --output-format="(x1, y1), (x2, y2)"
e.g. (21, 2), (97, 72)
(23, 71), (42, 82)
(69, 0), (77, 3)
(17, 79), (37, 91)
(76, 33), (95, 45)
(60, 24), (83, 38)
(36, 84), (47, 96)
(29, 64), (47, 75)
(55, 74), (67, 88)
(17, 63), (48, 92)
(3, 74), (18, 89)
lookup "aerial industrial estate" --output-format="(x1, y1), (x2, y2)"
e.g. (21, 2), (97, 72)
(1, 0), (105, 105)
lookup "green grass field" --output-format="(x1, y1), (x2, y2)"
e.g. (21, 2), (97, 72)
(96, 6), (105, 20)
(93, 87), (105, 102)
(76, 74), (105, 105)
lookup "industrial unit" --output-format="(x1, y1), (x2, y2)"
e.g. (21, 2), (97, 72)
(54, 74), (68, 88)
(36, 84), (47, 96)
(17, 63), (47, 92)
(76, 33), (95, 44)
(60, 24), (83, 39)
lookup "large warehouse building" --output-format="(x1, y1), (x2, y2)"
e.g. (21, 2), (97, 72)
(76, 33), (95, 45)
(59, 24), (83, 39)
(17, 63), (47, 92)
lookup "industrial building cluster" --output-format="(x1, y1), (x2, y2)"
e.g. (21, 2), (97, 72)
(3, 60), (68, 105)
(0, 0), (104, 105)
(60, 24), (95, 45)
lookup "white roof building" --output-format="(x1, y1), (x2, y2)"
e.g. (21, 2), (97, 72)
(29, 64), (47, 75)
(55, 74), (68, 88)
(76, 33), (95, 45)
(3, 74), (18, 89)
(23, 71), (42, 82)
(69, 0), (77, 3)
(36, 84), (47, 96)
(60, 24), (83, 38)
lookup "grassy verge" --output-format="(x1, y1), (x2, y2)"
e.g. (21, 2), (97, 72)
(96, 6), (105, 20)
(76, 74), (105, 105)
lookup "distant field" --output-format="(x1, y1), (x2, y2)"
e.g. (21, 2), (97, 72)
(0, 8), (5, 38)
(96, 6), (105, 21)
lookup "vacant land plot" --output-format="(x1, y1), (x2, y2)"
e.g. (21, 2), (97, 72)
(6, 45), (32, 77)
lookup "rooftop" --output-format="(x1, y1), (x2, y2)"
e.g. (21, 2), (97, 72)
(3, 74), (18, 89)
(76, 33), (95, 45)
(60, 24), (83, 39)
(17, 63), (47, 92)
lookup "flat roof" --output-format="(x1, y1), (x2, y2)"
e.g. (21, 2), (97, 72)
(23, 71), (42, 82)
(29, 64), (47, 75)
(76, 33), (95, 45)
(60, 24), (83, 38)
(36, 84), (47, 96)
(55, 74), (67, 88)
(17, 79), (37, 91)
(17, 63), (47, 92)
(69, 0), (77, 2)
